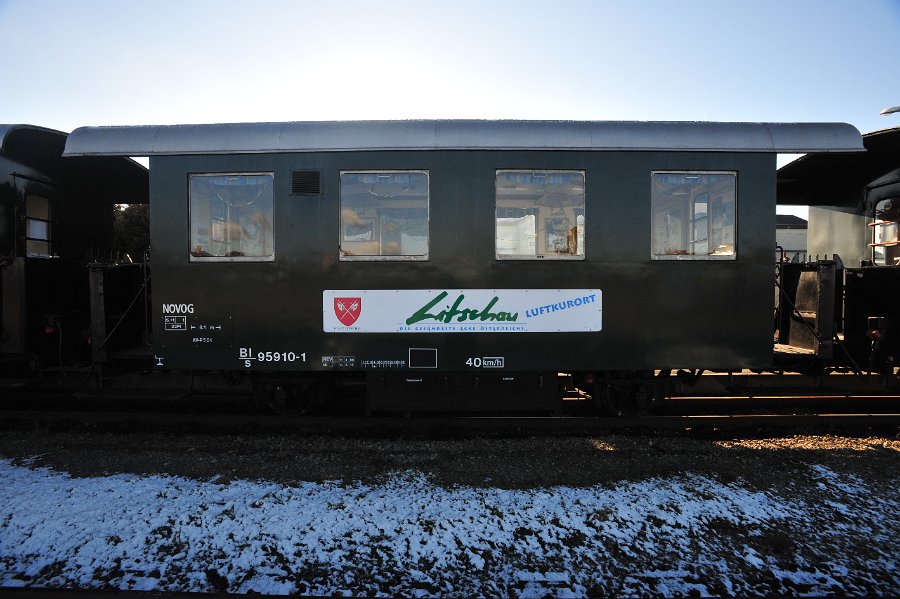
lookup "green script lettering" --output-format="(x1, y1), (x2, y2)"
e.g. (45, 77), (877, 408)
(406, 292), (519, 325)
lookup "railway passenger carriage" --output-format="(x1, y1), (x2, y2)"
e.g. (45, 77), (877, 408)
(62, 120), (865, 412)
(0, 125), (146, 374)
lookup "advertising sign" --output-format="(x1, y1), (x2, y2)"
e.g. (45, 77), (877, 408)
(323, 289), (601, 333)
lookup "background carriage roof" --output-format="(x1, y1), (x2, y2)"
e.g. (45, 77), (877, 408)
(777, 126), (900, 206)
(62, 120), (864, 157)
(1, 124), (148, 204)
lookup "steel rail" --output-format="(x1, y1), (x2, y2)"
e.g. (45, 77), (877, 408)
(2, 409), (899, 435)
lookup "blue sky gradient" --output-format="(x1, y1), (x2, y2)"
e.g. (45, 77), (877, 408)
(1, 0), (898, 215)
(2, 0), (897, 130)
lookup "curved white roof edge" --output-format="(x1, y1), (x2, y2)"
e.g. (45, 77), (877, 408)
(62, 120), (865, 157)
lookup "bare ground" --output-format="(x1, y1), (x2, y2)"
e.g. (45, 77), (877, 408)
(1, 426), (898, 596)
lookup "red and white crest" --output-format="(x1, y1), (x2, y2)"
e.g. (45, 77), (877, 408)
(334, 297), (362, 326)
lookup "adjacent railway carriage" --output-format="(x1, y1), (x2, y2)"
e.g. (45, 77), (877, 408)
(776, 126), (900, 378)
(0, 125), (146, 373)
(63, 121), (864, 412)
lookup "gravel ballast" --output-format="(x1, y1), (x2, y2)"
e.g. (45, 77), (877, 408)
(1, 429), (898, 596)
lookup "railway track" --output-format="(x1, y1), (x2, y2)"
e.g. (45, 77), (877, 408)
(2, 386), (899, 435)
(2, 404), (899, 437)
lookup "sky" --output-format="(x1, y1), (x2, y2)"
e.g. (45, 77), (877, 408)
(1, 0), (899, 215)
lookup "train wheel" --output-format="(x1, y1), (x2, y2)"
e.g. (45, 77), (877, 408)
(254, 380), (317, 416)
(594, 378), (659, 417)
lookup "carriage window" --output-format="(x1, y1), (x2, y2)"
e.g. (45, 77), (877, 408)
(189, 173), (274, 262)
(495, 170), (585, 260)
(339, 171), (429, 261)
(872, 198), (899, 266)
(651, 172), (736, 260)
(25, 195), (51, 257)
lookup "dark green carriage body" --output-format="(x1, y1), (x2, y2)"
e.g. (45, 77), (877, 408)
(63, 121), (863, 389)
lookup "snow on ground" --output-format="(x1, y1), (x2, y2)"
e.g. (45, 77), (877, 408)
(0, 457), (897, 597)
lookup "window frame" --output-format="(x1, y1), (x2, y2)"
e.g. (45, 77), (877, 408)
(188, 172), (276, 263)
(494, 169), (586, 261)
(871, 197), (899, 266)
(338, 169), (430, 262)
(650, 170), (737, 261)
(25, 194), (52, 258)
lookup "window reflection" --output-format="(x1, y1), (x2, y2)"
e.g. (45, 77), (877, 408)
(651, 172), (736, 260)
(872, 198), (899, 266)
(495, 170), (585, 260)
(189, 174), (274, 262)
(339, 171), (429, 260)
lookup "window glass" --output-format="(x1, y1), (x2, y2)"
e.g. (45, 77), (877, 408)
(189, 173), (274, 261)
(495, 170), (585, 259)
(27, 219), (49, 240)
(25, 195), (51, 257)
(26, 240), (50, 256)
(339, 171), (429, 260)
(26, 195), (50, 220)
(872, 198), (899, 266)
(651, 172), (736, 260)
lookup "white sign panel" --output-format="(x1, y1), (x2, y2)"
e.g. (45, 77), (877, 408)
(323, 289), (601, 333)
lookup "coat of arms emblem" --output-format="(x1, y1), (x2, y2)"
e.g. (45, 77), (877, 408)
(334, 298), (362, 326)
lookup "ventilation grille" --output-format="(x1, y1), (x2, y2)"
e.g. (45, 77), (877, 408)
(291, 170), (321, 195)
